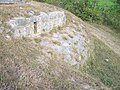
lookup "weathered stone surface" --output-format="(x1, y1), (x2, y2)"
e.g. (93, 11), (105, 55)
(7, 10), (88, 66)
(8, 17), (33, 38)
(40, 26), (88, 66)
(8, 11), (66, 38)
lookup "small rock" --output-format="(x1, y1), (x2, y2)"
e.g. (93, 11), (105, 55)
(83, 84), (92, 90)
(28, 10), (34, 16)
(79, 56), (81, 61)
(80, 24), (85, 27)
(105, 59), (109, 62)
(0, 20), (2, 25)
(5, 35), (11, 40)
(19, 7), (23, 10)
(72, 20), (75, 23)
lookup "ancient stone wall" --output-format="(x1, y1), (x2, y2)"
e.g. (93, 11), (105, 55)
(8, 11), (66, 38)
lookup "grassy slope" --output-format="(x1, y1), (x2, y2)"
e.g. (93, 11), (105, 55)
(0, 2), (108, 89)
(0, 34), (108, 90)
(0, 1), (119, 90)
(84, 36), (120, 90)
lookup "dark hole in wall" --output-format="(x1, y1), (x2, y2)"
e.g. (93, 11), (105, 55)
(34, 22), (37, 34)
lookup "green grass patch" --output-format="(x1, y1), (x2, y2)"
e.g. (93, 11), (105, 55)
(85, 37), (120, 90)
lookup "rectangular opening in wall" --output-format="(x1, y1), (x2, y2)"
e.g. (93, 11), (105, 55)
(34, 22), (37, 34)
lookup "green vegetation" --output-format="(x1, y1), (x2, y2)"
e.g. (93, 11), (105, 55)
(84, 37), (120, 90)
(35, 0), (120, 32)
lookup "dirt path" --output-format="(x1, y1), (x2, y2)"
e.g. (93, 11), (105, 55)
(85, 22), (120, 56)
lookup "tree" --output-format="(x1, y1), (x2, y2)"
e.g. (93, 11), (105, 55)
(117, 0), (120, 4)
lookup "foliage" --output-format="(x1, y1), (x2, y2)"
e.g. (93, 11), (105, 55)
(36, 0), (120, 32)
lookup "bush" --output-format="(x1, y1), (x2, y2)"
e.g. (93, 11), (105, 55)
(34, 0), (120, 32)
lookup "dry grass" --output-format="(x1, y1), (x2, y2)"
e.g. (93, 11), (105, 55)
(52, 40), (61, 46)
(0, 34), (108, 90)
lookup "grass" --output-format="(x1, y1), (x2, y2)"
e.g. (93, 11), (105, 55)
(62, 36), (68, 40)
(0, 33), (108, 90)
(92, 23), (120, 39)
(84, 36), (120, 90)
(97, 0), (116, 7)
(34, 38), (42, 43)
(68, 34), (74, 38)
(52, 40), (61, 46)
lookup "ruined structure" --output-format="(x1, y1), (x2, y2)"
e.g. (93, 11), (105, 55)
(7, 11), (88, 66)
(8, 11), (66, 38)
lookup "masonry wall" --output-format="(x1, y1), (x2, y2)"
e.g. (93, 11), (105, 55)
(8, 11), (66, 38)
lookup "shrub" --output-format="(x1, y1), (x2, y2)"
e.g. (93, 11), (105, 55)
(34, 0), (120, 32)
